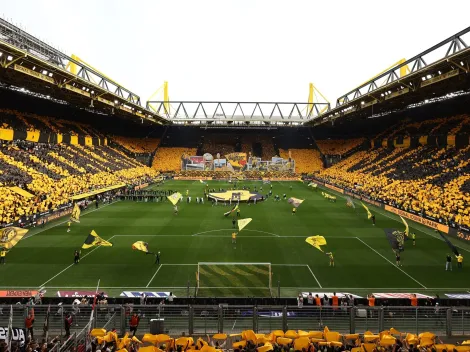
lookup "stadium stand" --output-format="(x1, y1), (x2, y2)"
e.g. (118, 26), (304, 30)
(279, 148), (323, 174)
(316, 138), (366, 156)
(0, 139), (158, 225)
(318, 144), (470, 227)
(152, 147), (197, 172)
(113, 136), (161, 154)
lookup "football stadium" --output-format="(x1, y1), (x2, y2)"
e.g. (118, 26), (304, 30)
(1, 2), (470, 351)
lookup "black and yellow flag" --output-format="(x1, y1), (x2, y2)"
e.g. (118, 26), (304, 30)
(132, 241), (153, 254)
(384, 228), (405, 251)
(82, 230), (113, 249)
(70, 203), (81, 223)
(437, 230), (460, 256)
(224, 204), (238, 217)
(0, 227), (29, 250)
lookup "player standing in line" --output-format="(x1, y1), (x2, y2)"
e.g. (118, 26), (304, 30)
(155, 251), (161, 264)
(411, 232), (416, 246)
(371, 214), (376, 226)
(174, 205), (178, 215)
(326, 252), (334, 267)
(237, 207), (241, 217)
(0, 248), (7, 264)
(232, 231), (237, 244)
(74, 250), (80, 264)
(292, 207), (296, 215)
(232, 217), (236, 228)
(395, 250), (402, 266)
(67, 220), (71, 233)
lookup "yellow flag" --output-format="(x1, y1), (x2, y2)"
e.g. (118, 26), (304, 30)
(361, 202), (372, 219)
(132, 241), (152, 253)
(71, 203), (81, 223)
(0, 227), (29, 250)
(288, 197), (304, 208)
(82, 230), (113, 249)
(305, 236), (327, 252)
(400, 216), (409, 236)
(238, 218), (252, 232)
(167, 192), (182, 206)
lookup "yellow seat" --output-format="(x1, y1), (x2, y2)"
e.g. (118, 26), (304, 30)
(294, 337), (310, 350)
(212, 333), (227, 340)
(309, 331), (324, 339)
(362, 343), (377, 352)
(277, 337), (293, 345)
(325, 331), (341, 342)
(232, 340), (247, 349)
(285, 330), (298, 339)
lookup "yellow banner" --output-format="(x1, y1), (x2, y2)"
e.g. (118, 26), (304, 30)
(225, 152), (247, 170)
(325, 183), (344, 194)
(14, 64), (55, 84)
(119, 105), (133, 113)
(8, 187), (34, 199)
(97, 96), (114, 106)
(0, 128), (14, 141)
(26, 130), (40, 142)
(65, 84), (91, 97)
(70, 183), (126, 200)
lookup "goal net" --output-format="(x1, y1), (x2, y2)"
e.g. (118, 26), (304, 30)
(196, 262), (272, 292)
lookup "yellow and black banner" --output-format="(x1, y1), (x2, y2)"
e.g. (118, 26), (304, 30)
(0, 128), (107, 146)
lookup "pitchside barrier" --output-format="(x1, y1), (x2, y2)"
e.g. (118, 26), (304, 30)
(1, 305), (469, 339)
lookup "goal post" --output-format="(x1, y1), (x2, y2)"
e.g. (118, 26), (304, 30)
(197, 262), (272, 291)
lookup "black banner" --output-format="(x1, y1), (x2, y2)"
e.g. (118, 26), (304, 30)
(0, 327), (27, 343)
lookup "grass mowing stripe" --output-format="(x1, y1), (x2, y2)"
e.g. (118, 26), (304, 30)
(40, 235), (116, 287)
(24, 201), (119, 241)
(306, 264), (322, 288)
(146, 264), (163, 287)
(319, 184), (470, 254)
(355, 237), (427, 289)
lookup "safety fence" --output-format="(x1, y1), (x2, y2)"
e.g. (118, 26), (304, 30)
(1, 304), (469, 346)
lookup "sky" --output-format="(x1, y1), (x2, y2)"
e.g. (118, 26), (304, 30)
(2, 0), (470, 106)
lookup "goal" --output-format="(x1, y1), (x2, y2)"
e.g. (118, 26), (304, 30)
(196, 262), (272, 292)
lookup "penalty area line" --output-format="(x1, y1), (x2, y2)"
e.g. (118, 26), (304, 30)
(306, 264), (323, 288)
(146, 264), (163, 287)
(355, 237), (427, 289)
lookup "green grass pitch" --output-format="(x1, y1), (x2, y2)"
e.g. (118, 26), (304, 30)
(1, 180), (469, 298)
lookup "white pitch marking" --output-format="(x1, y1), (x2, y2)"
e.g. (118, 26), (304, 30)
(40, 235), (116, 287)
(306, 264), (322, 288)
(355, 237), (427, 289)
(146, 264), (163, 287)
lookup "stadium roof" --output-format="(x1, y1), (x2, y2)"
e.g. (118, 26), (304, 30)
(0, 18), (169, 125)
(1, 16), (469, 128)
(308, 26), (470, 126)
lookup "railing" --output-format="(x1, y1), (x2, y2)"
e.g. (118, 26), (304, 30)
(2, 305), (470, 340)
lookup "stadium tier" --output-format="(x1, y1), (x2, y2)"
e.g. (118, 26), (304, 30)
(113, 136), (161, 155)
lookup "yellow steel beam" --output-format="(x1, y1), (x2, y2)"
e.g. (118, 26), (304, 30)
(355, 58), (409, 89)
